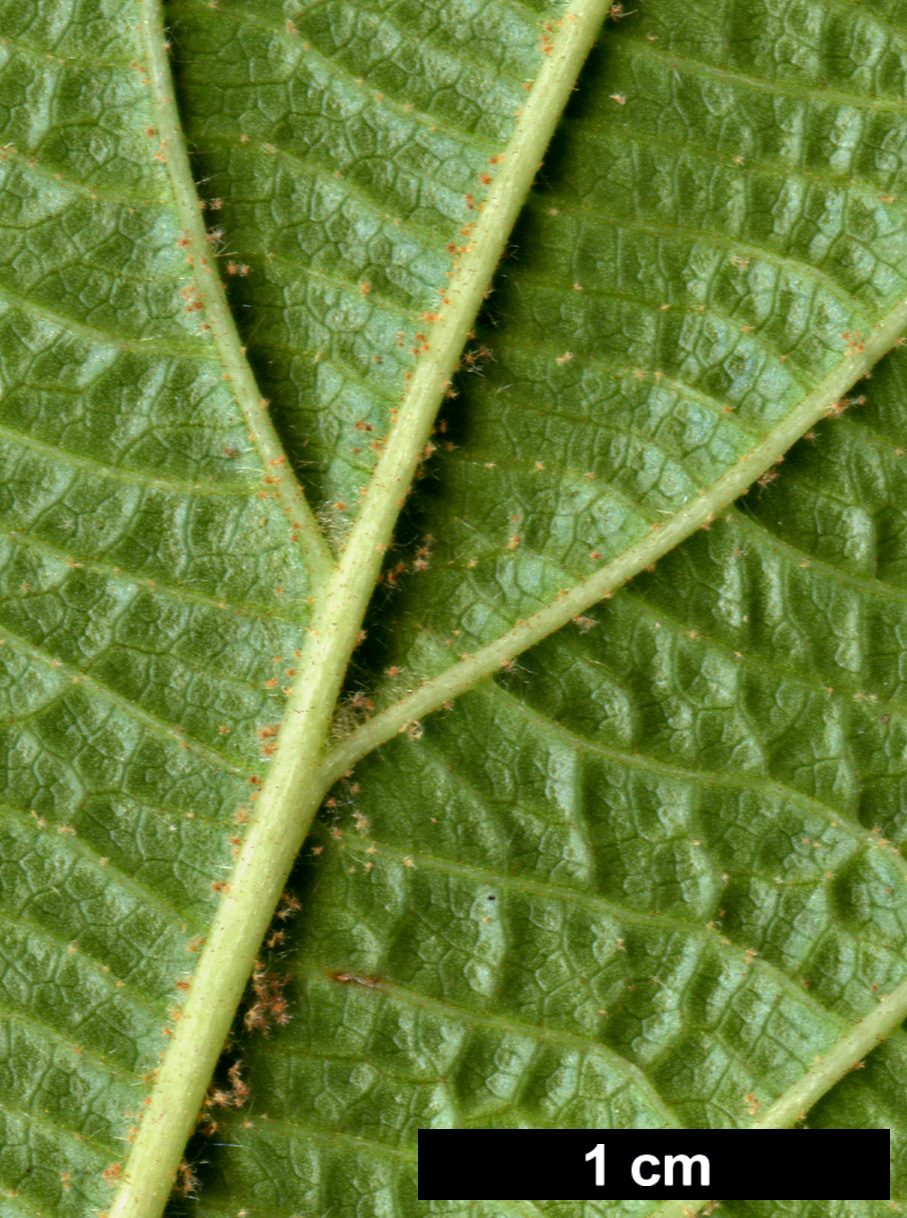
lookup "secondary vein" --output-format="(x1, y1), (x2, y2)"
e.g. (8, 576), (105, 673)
(109, 3), (615, 1216)
(316, 281), (907, 793)
(137, 5), (334, 584)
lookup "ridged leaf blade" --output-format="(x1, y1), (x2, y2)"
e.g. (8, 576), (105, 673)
(0, 0), (313, 1211)
(3, 0), (907, 1215)
(176, 347), (907, 1216)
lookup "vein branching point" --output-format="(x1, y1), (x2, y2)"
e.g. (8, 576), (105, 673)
(8, 1), (904, 1213)
(111, 2), (614, 1213)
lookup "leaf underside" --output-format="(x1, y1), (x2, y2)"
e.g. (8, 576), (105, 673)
(1, 1), (907, 1216)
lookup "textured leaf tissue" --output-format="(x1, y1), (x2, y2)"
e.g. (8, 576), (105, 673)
(0, 0), (904, 1215)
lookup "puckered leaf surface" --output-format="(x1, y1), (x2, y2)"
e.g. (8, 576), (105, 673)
(166, 348), (907, 1218)
(1, 1), (906, 1217)
(0, 2), (312, 1214)
(174, 0), (907, 660)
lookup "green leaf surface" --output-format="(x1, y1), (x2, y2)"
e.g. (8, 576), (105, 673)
(169, 356), (907, 1217)
(0, 2), (314, 1213)
(2, 0), (907, 1216)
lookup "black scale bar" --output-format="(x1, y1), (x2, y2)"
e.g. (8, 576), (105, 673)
(418, 1129), (891, 1200)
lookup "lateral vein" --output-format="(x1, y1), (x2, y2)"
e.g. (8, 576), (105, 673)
(136, 1), (333, 583)
(109, 3), (614, 1216)
(317, 289), (907, 793)
(642, 971), (907, 1218)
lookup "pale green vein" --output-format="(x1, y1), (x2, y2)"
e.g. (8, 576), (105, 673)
(488, 353), (767, 440)
(496, 681), (907, 878)
(287, 0), (531, 90)
(450, 444), (662, 525)
(0, 900), (169, 1019)
(265, 251), (415, 323)
(0, 522), (300, 622)
(335, 827), (907, 1059)
(570, 113), (907, 232)
(645, 974), (907, 1218)
(181, 0), (502, 152)
(0, 281), (206, 361)
(447, 418), (742, 498)
(0, 1097), (120, 1164)
(444, 447), (717, 514)
(0, 628), (247, 778)
(821, 0), (907, 43)
(343, 794), (899, 957)
(202, 127), (459, 252)
(618, 578), (907, 720)
(0, 801), (211, 937)
(137, 3), (333, 582)
(533, 201), (872, 326)
(838, 409), (907, 456)
(628, 35), (907, 118)
(0, 33), (133, 72)
(503, 291), (815, 391)
(0, 995), (142, 1085)
(223, 1111), (418, 1162)
(731, 505), (907, 613)
(110, 6), (616, 1213)
(292, 959), (684, 1127)
(0, 143), (169, 208)
(319, 275), (907, 797)
(0, 421), (260, 498)
(251, 337), (402, 413)
(0, 1184), (45, 1218)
